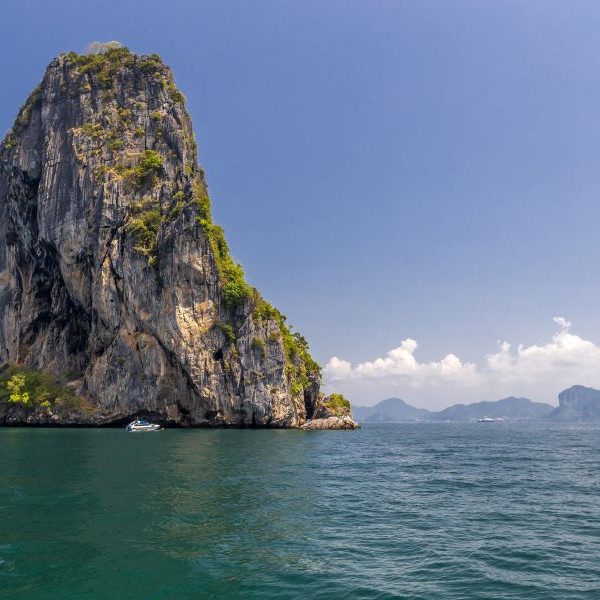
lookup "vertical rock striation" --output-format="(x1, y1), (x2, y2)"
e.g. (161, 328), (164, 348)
(0, 46), (323, 426)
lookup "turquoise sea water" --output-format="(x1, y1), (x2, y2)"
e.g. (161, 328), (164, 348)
(1, 423), (599, 599)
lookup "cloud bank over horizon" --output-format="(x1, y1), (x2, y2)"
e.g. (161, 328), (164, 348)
(324, 318), (600, 409)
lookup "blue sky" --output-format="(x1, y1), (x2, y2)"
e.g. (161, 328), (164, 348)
(2, 1), (600, 407)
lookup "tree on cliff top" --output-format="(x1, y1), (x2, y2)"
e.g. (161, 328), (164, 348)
(85, 41), (124, 55)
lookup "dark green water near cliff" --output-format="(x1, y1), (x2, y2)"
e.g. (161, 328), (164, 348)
(1, 423), (599, 599)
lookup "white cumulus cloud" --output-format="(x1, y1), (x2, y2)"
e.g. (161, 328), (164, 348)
(485, 317), (600, 383)
(323, 317), (600, 407)
(324, 356), (352, 380)
(325, 337), (480, 387)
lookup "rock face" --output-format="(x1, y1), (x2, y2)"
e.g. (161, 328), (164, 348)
(301, 393), (359, 429)
(550, 386), (600, 422)
(0, 47), (323, 427)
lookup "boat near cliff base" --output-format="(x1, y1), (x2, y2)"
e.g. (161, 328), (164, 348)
(126, 419), (162, 432)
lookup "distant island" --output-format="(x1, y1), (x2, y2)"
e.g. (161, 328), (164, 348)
(0, 44), (357, 430)
(354, 385), (600, 423)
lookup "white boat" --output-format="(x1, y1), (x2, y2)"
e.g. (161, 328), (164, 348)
(477, 416), (496, 423)
(125, 418), (162, 432)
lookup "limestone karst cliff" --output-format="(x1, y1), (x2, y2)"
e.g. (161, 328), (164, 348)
(0, 45), (328, 427)
(550, 385), (600, 422)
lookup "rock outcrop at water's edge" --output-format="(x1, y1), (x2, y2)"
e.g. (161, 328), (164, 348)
(0, 45), (353, 429)
(301, 416), (359, 430)
(301, 393), (360, 429)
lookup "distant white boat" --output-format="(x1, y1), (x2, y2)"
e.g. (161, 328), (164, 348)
(125, 418), (162, 432)
(477, 416), (496, 423)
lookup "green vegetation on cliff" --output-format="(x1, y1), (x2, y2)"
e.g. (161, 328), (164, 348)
(190, 179), (321, 394)
(65, 44), (184, 106)
(4, 86), (42, 149)
(126, 149), (163, 189)
(320, 393), (351, 416)
(67, 45), (134, 87)
(205, 223), (252, 310)
(191, 182), (253, 309)
(12, 87), (42, 136)
(126, 197), (163, 266)
(253, 296), (321, 395)
(0, 366), (86, 412)
(189, 180), (322, 393)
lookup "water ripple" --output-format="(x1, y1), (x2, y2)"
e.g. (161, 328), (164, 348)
(1, 423), (600, 598)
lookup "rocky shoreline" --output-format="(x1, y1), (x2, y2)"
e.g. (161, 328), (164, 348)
(0, 389), (359, 429)
(0, 410), (360, 430)
(301, 416), (360, 430)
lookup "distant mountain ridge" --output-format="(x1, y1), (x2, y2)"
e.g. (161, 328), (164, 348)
(354, 386), (600, 423)
(354, 396), (553, 423)
(430, 396), (553, 422)
(353, 398), (431, 422)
